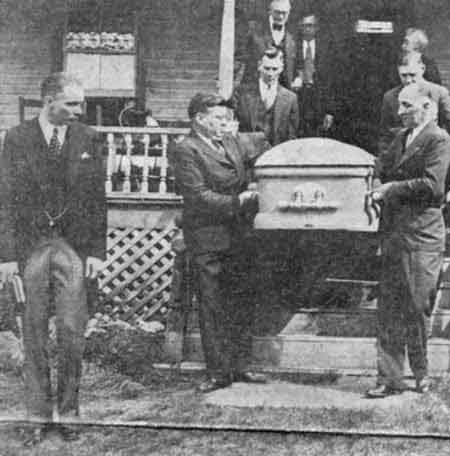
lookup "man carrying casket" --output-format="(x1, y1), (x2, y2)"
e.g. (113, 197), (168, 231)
(173, 93), (269, 393)
(367, 83), (450, 398)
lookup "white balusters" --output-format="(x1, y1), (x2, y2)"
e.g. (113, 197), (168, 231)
(122, 133), (133, 193)
(105, 133), (116, 193)
(141, 134), (150, 194)
(159, 134), (168, 194)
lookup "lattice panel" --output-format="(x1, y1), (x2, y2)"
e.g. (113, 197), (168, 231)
(98, 224), (179, 321)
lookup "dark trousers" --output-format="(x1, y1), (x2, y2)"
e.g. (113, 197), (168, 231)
(22, 238), (87, 420)
(377, 238), (442, 388)
(192, 242), (256, 379)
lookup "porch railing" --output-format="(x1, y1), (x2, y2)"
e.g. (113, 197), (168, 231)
(94, 126), (190, 203)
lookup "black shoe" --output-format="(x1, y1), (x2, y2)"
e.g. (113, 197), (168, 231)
(365, 384), (404, 399)
(233, 371), (268, 384)
(416, 376), (433, 393)
(197, 377), (232, 393)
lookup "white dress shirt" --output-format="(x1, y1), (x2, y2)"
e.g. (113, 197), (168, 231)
(39, 112), (67, 147)
(303, 39), (316, 61)
(269, 17), (285, 46)
(405, 122), (427, 148)
(259, 79), (278, 110)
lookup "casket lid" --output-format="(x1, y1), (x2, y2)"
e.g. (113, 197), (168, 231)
(255, 138), (375, 168)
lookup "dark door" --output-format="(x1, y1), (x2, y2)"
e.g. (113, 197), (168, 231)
(317, 0), (413, 153)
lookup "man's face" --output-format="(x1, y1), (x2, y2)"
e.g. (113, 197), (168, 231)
(46, 84), (85, 126)
(300, 18), (318, 40)
(196, 105), (229, 140)
(401, 34), (419, 53)
(398, 62), (425, 86)
(259, 55), (283, 86)
(398, 91), (426, 129)
(269, 1), (290, 27)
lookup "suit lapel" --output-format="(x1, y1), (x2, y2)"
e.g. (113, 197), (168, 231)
(248, 86), (262, 131)
(222, 134), (243, 177)
(192, 132), (234, 168)
(273, 86), (285, 134)
(394, 122), (434, 169)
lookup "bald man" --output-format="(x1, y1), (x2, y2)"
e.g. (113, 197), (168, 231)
(367, 83), (450, 398)
(378, 52), (450, 156)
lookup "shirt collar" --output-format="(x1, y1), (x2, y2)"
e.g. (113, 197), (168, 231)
(409, 122), (428, 143)
(259, 78), (278, 93)
(38, 111), (68, 145)
(303, 39), (316, 54)
(269, 16), (285, 33)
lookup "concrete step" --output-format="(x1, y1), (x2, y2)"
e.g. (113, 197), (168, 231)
(181, 332), (450, 376)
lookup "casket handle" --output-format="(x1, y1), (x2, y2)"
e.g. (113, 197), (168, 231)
(277, 201), (340, 212)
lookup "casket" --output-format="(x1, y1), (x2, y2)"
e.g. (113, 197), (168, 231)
(253, 138), (379, 232)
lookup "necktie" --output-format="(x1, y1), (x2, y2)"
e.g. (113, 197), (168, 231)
(262, 84), (275, 110)
(48, 127), (61, 155)
(304, 41), (315, 85)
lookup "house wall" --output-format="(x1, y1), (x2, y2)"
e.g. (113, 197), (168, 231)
(0, 1), (449, 130)
(0, 7), (56, 129)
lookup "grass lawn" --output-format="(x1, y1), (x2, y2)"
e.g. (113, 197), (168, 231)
(1, 366), (450, 454)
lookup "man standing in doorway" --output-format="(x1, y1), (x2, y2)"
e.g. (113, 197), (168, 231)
(291, 14), (335, 137)
(0, 73), (106, 444)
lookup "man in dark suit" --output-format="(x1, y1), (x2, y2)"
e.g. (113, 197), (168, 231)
(173, 93), (269, 393)
(378, 52), (450, 156)
(235, 0), (299, 90)
(291, 14), (335, 137)
(0, 73), (106, 443)
(366, 83), (450, 398)
(233, 47), (299, 145)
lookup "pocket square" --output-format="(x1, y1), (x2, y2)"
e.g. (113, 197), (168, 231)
(81, 152), (91, 160)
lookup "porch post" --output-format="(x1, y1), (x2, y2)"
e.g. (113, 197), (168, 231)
(218, 0), (235, 99)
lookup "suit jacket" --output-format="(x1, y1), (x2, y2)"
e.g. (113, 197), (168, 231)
(375, 121), (450, 252)
(233, 83), (299, 145)
(173, 131), (269, 254)
(422, 55), (442, 86)
(235, 21), (298, 89)
(378, 80), (450, 155)
(0, 117), (107, 264)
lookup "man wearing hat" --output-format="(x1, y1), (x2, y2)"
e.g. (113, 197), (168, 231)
(173, 93), (269, 392)
(0, 72), (106, 444)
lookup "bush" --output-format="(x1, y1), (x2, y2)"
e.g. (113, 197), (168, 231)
(84, 317), (165, 378)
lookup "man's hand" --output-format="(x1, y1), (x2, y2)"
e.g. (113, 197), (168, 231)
(322, 114), (334, 131)
(85, 257), (104, 280)
(291, 76), (303, 91)
(0, 262), (19, 287)
(372, 182), (395, 204)
(238, 188), (258, 207)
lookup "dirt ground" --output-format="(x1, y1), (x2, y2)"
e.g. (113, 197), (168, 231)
(2, 367), (450, 455)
